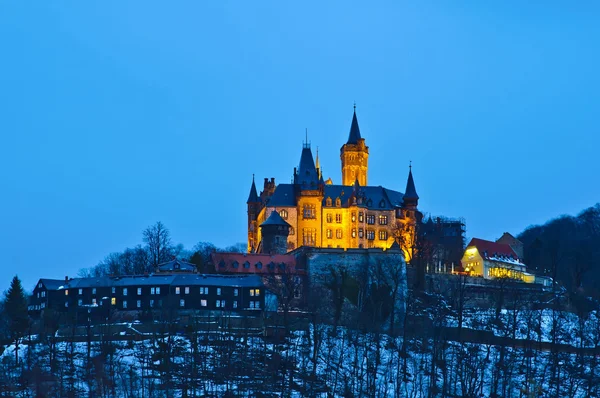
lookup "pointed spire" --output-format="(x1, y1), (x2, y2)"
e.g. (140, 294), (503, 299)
(347, 105), (362, 144)
(404, 162), (419, 201)
(246, 174), (259, 203)
(316, 147), (322, 180)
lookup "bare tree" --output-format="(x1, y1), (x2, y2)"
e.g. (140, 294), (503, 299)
(143, 221), (173, 268)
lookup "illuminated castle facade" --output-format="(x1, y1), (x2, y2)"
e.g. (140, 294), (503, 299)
(247, 108), (420, 258)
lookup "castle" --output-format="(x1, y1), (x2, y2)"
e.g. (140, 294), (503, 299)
(247, 107), (420, 260)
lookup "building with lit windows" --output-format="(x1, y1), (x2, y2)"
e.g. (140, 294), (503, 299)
(461, 238), (552, 286)
(247, 107), (420, 259)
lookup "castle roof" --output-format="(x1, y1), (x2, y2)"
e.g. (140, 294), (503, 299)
(267, 183), (405, 210)
(347, 109), (362, 144)
(247, 175), (259, 203)
(403, 167), (419, 200)
(260, 210), (291, 227)
(297, 145), (320, 189)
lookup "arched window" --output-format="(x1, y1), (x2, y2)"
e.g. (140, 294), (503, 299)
(279, 209), (288, 219)
(335, 197), (341, 207)
(326, 197), (332, 207)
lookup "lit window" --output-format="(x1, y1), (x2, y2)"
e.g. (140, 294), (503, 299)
(217, 288), (221, 296)
(379, 230), (388, 240)
(201, 300), (207, 307)
(302, 228), (317, 246)
(359, 212), (364, 222)
(379, 215), (388, 225)
(151, 287), (155, 295)
(234, 289), (238, 297)
(185, 287), (189, 294)
(123, 301), (127, 309)
(255, 289), (260, 297)
(137, 288), (142, 295)
(336, 229), (343, 239)
(78, 289), (82, 295)
(156, 287), (160, 294)
(351, 213), (356, 222)
(303, 204), (316, 219)
(352, 228), (357, 238)
(335, 198), (341, 207)
(326, 197), (332, 207)
(92, 288), (96, 295)
(78, 299), (82, 306)
(326, 229), (332, 239)
(180, 299), (185, 307)
(366, 215), (375, 225)
(289, 226), (295, 235)
(65, 302), (69, 308)
(176, 287), (180, 295)
(111, 297), (116, 305)
(336, 214), (342, 223)
(279, 209), (288, 219)
(92, 298), (97, 305)
(367, 230), (375, 240)
(137, 300), (141, 308)
(326, 213), (333, 223)
(123, 288), (128, 296)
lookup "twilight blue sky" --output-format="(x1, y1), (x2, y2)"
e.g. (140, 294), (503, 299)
(1, 1), (599, 293)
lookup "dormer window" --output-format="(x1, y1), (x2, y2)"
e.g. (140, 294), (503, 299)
(244, 261), (250, 269)
(232, 261), (239, 268)
(335, 198), (341, 207)
(256, 262), (262, 269)
(326, 197), (332, 207)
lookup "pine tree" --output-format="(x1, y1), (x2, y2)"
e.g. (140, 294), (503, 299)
(4, 275), (29, 364)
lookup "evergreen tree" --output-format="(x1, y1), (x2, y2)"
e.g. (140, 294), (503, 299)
(4, 275), (29, 364)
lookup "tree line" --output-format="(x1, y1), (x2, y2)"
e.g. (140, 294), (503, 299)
(519, 203), (600, 296)
(78, 221), (246, 277)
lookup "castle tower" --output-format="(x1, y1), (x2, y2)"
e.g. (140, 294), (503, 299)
(294, 142), (323, 247)
(402, 164), (419, 210)
(246, 175), (261, 252)
(340, 106), (369, 186)
(260, 210), (291, 254)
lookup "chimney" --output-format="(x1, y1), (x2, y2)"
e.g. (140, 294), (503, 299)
(65, 275), (69, 282)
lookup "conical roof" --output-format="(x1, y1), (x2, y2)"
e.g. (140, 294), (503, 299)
(404, 167), (419, 200)
(247, 175), (259, 203)
(297, 145), (320, 189)
(347, 109), (362, 144)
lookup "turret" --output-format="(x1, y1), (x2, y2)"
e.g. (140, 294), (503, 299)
(260, 210), (291, 254)
(402, 164), (419, 210)
(247, 175), (261, 252)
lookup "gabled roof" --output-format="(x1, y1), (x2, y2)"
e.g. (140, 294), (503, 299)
(157, 259), (197, 272)
(37, 278), (67, 290)
(247, 175), (259, 203)
(260, 210), (291, 227)
(467, 238), (519, 260)
(347, 109), (362, 144)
